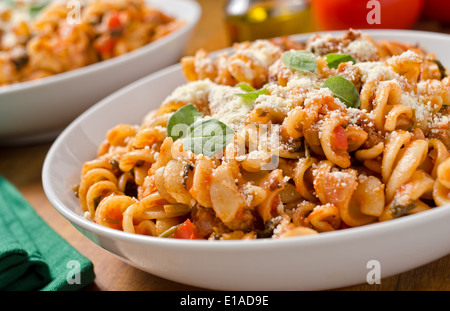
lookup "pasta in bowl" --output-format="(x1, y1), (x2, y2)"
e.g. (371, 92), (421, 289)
(43, 30), (450, 290)
(0, 0), (200, 144)
(0, 0), (183, 86)
(76, 29), (450, 240)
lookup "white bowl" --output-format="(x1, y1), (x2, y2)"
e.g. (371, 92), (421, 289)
(42, 30), (450, 291)
(0, 0), (201, 145)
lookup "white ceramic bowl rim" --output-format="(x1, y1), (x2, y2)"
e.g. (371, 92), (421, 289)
(42, 29), (450, 251)
(0, 0), (201, 97)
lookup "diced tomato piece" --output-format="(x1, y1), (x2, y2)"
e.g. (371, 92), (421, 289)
(173, 219), (198, 240)
(95, 37), (115, 55)
(333, 125), (348, 150)
(108, 11), (122, 31)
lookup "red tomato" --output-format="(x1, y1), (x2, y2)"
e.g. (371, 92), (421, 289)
(423, 0), (450, 23)
(173, 219), (198, 240)
(108, 11), (122, 30)
(332, 125), (348, 150)
(311, 0), (424, 30)
(94, 37), (116, 54)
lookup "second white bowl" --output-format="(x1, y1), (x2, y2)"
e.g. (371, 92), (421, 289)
(0, 0), (201, 145)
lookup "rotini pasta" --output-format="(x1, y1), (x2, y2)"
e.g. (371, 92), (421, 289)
(76, 30), (450, 240)
(0, 0), (182, 86)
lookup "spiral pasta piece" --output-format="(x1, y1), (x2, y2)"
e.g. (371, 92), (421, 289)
(320, 114), (351, 168)
(256, 169), (285, 223)
(95, 195), (137, 231)
(292, 157), (318, 203)
(372, 81), (402, 131)
(386, 139), (429, 202)
(79, 167), (118, 213)
(306, 203), (341, 232)
(433, 158), (450, 206)
(381, 170), (435, 220)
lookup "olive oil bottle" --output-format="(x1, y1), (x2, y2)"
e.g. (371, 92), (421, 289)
(225, 0), (314, 43)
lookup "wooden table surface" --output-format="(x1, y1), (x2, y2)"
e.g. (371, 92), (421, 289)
(1, 0), (449, 291)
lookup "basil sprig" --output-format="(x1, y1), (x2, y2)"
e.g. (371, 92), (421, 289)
(429, 58), (448, 79)
(390, 201), (417, 218)
(282, 50), (317, 73)
(236, 83), (268, 100)
(321, 76), (361, 108)
(183, 119), (235, 157)
(167, 104), (235, 157)
(325, 53), (357, 69)
(236, 83), (256, 92)
(167, 104), (202, 141)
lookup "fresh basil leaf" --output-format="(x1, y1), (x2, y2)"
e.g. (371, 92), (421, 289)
(236, 87), (268, 100)
(183, 119), (235, 157)
(390, 201), (416, 218)
(430, 58), (448, 79)
(321, 76), (361, 108)
(282, 50), (317, 73)
(325, 53), (357, 69)
(29, 0), (51, 18)
(236, 83), (256, 92)
(167, 104), (202, 141)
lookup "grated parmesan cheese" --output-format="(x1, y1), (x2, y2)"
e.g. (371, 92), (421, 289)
(254, 94), (294, 115)
(209, 85), (255, 131)
(389, 50), (422, 64)
(401, 92), (433, 130)
(162, 79), (213, 106)
(344, 38), (378, 61)
(355, 62), (396, 83)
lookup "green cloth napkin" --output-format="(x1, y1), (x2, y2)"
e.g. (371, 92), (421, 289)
(0, 176), (95, 291)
